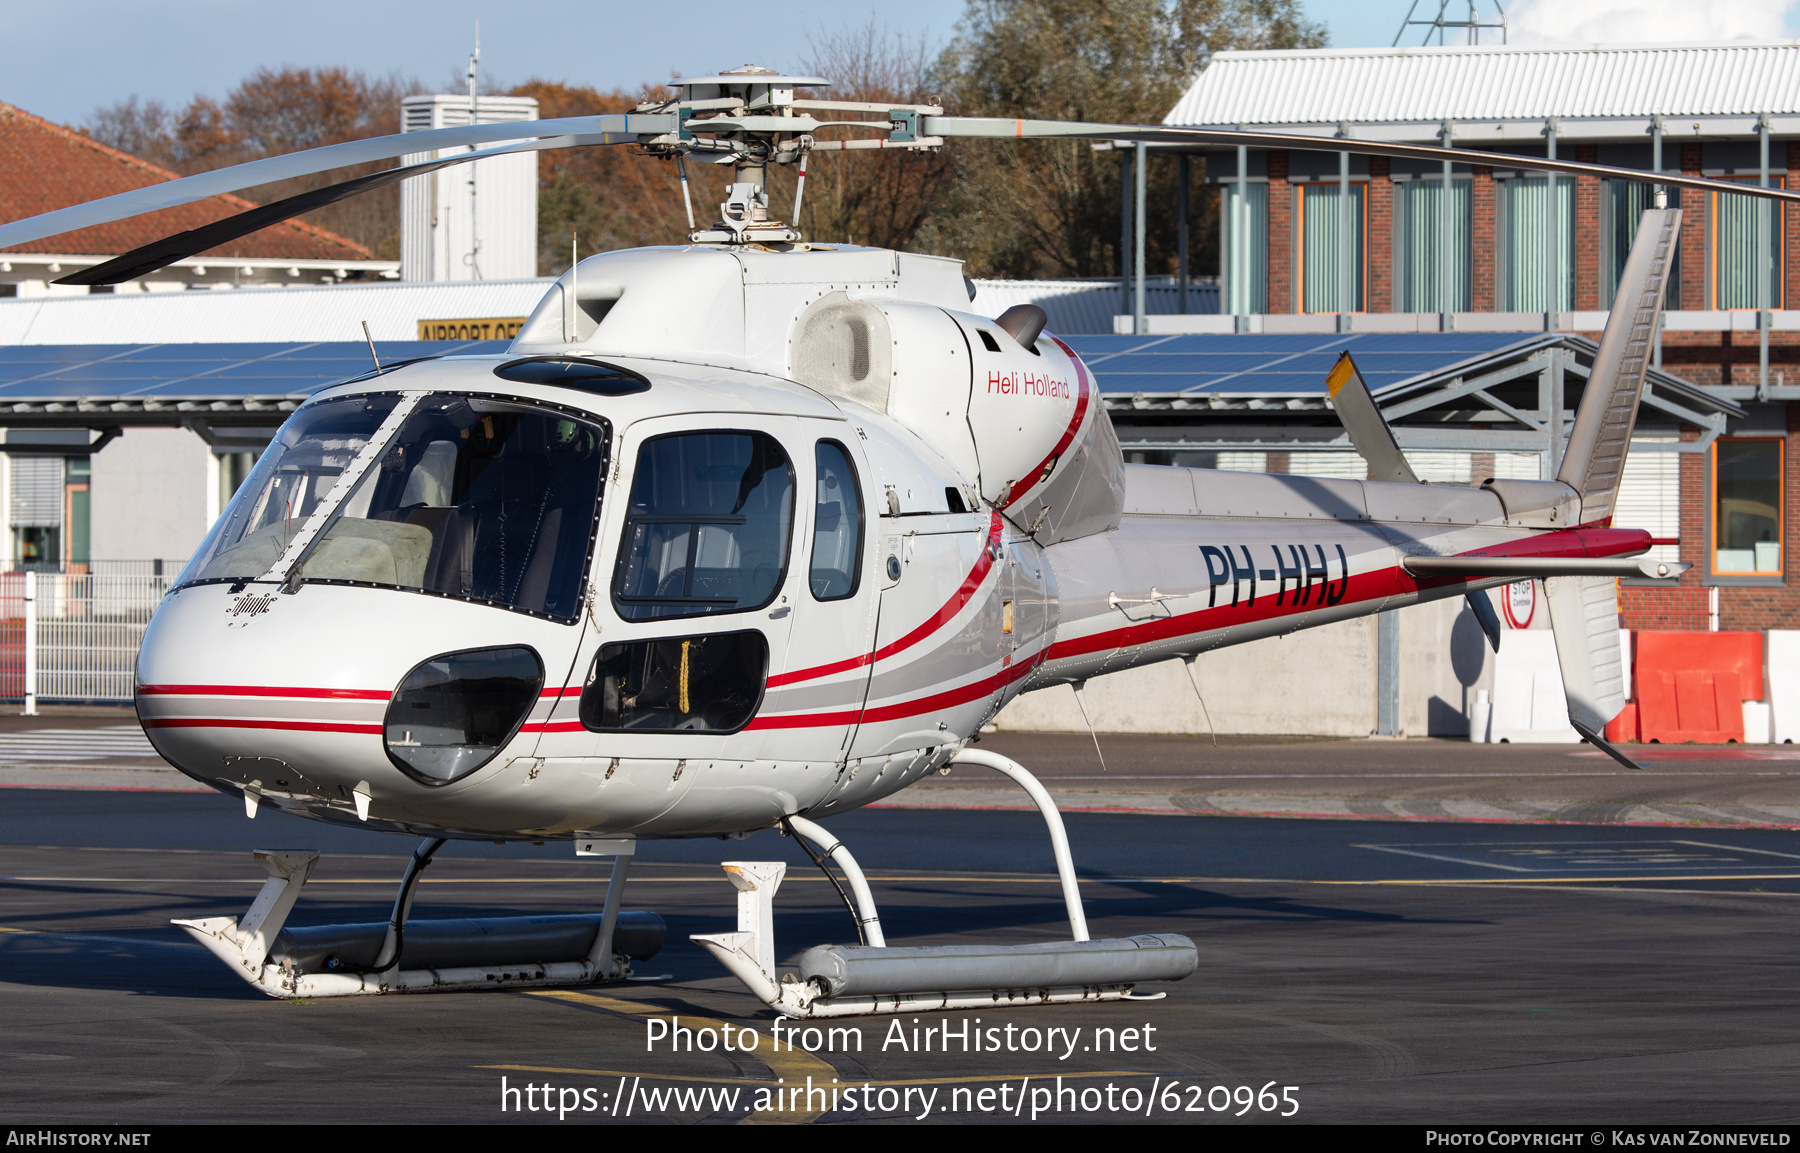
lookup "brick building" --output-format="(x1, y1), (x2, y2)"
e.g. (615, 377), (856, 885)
(1144, 42), (1798, 634)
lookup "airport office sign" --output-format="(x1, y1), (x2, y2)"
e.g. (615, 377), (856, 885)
(417, 317), (527, 341)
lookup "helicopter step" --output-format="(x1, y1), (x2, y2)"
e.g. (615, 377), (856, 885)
(172, 839), (663, 999)
(691, 754), (1197, 1018)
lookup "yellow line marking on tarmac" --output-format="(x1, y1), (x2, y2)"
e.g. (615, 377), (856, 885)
(528, 989), (838, 1125)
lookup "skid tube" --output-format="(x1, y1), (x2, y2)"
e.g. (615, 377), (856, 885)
(691, 750), (1197, 1018)
(173, 839), (662, 998)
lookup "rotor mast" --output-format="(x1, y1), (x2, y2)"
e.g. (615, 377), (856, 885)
(642, 65), (944, 246)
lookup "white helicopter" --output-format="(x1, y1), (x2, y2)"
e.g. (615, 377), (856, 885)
(5, 66), (1795, 1018)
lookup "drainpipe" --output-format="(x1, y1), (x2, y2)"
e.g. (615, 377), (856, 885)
(1442, 118), (1455, 332)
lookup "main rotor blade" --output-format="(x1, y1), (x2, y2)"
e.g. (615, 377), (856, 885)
(923, 117), (1800, 206)
(0, 114), (674, 251)
(56, 134), (607, 286)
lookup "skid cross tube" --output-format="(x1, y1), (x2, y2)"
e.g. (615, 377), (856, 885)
(950, 749), (1090, 942)
(371, 837), (445, 972)
(786, 813), (886, 947)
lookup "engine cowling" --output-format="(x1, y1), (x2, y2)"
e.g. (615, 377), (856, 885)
(788, 294), (1122, 544)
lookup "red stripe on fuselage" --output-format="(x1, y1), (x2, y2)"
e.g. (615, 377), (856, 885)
(765, 512), (1005, 689)
(748, 660), (1038, 731)
(1043, 525), (1652, 665)
(1001, 337), (1090, 512)
(135, 684), (391, 700)
(140, 718), (383, 735)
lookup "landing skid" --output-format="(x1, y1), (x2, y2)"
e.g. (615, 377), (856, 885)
(173, 839), (662, 998)
(691, 750), (1197, 1018)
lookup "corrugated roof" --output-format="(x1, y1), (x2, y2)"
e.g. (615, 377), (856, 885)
(0, 276), (1200, 344)
(0, 279), (554, 344)
(0, 102), (374, 262)
(1166, 42), (1800, 129)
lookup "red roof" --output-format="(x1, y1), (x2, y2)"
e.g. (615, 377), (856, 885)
(0, 101), (374, 262)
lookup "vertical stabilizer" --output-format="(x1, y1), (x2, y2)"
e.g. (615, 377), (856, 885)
(1326, 352), (1417, 484)
(1544, 574), (1639, 769)
(1556, 208), (1681, 525)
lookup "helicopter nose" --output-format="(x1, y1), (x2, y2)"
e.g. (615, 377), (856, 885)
(132, 583), (579, 802)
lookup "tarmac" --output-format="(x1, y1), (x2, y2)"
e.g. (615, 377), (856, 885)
(10, 707), (1800, 829)
(1, 711), (1797, 1125)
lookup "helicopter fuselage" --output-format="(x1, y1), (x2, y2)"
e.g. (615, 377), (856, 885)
(132, 245), (1650, 842)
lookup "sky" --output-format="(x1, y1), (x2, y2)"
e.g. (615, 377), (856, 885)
(2, 0), (1798, 129)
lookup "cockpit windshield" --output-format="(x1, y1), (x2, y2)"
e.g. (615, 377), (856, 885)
(294, 395), (608, 620)
(176, 394), (400, 588)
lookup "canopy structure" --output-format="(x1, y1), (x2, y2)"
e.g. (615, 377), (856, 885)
(0, 340), (505, 450)
(1060, 331), (1743, 468)
(0, 333), (1742, 468)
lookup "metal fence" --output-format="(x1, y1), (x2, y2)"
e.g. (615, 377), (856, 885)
(0, 561), (182, 706)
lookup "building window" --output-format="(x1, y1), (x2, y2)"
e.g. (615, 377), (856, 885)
(1393, 177), (1471, 312)
(1712, 438), (1783, 576)
(1603, 181), (1681, 309)
(1222, 181), (1268, 314)
(10, 455), (64, 568)
(1298, 181), (1365, 313)
(64, 456), (89, 569)
(1498, 176), (1574, 312)
(1711, 179), (1785, 310)
(0, 283), (16, 298)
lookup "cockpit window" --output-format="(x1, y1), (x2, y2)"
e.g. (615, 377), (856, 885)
(176, 394), (400, 587)
(810, 441), (862, 600)
(291, 395), (608, 621)
(613, 431), (794, 621)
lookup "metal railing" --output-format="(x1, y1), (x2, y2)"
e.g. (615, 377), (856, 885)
(0, 561), (183, 707)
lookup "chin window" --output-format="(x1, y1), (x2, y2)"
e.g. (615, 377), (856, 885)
(384, 646), (544, 784)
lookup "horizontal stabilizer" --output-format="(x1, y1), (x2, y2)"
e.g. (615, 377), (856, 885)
(1405, 556), (1688, 580)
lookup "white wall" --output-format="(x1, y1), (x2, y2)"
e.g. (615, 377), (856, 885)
(996, 594), (1495, 737)
(90, 428), (210, 564)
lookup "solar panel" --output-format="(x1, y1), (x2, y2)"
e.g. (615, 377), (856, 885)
(0, 331), (1616, 406)
(0, 341), (510, 400)
(1061, 332), (1536, 396)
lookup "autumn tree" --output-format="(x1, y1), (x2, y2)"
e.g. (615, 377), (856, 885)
(924, 0), (1327, 278)
(87, 69), (424, 259)
(506, 80), (696, 275)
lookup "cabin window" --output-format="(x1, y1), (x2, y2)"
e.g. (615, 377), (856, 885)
(613, 431), (795, 620)
(293, 395), (608, 621)
(810, 441), (863, 601)
(579, 631), (767, 732)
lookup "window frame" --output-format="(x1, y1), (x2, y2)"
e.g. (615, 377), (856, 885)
(1295, 178), (1369, 315)
(808, 439), (865, 603)
(1707, 435), (1785, 584)
(610, 428), (798, 621)
(576, 629), (769, 735)
(1708, 175), (1787, 311)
